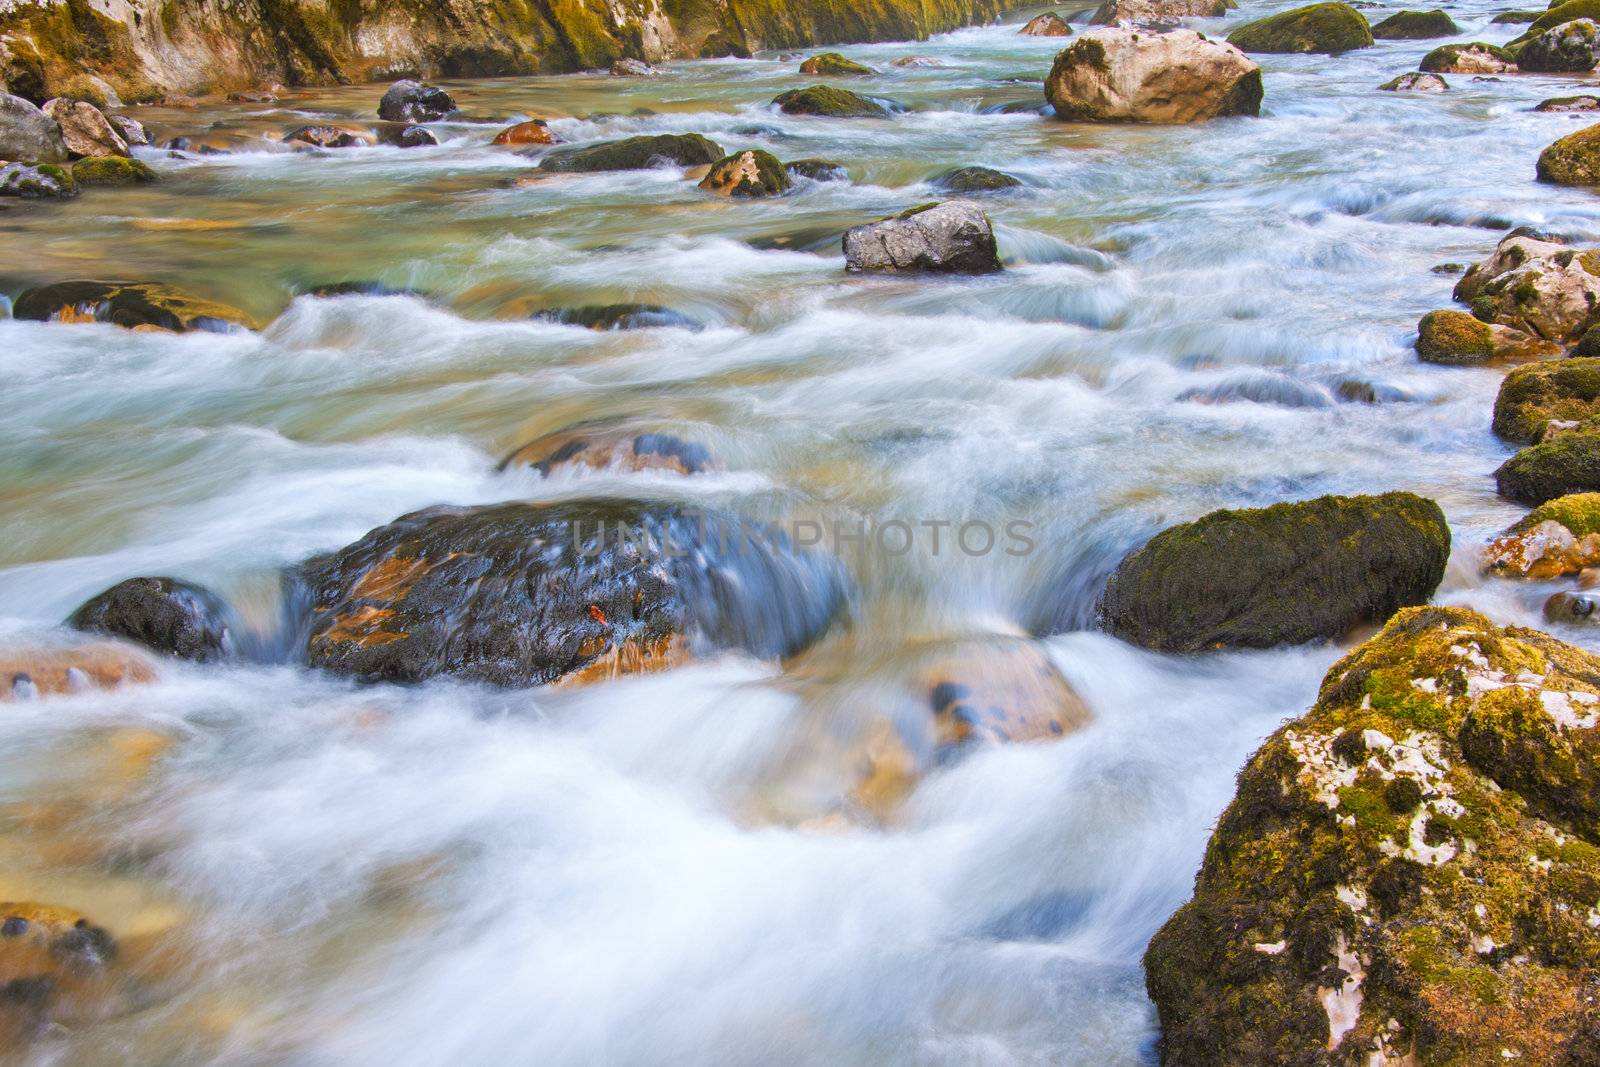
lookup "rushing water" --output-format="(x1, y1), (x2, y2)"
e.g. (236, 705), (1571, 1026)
(2, 2), (1599, 1062)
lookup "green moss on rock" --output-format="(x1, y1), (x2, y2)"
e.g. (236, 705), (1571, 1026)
(1514, 493), (1600, 536)
(70, 155), (156, 185)
(1512, 0), (1600, 44)
(12, 279), (256, 331)
(932, 165), (1022, 193)
(1537, 121), (1600, 184)
(798, 51), (873, 75)
(697, 148), (791, 197)
(1370, 9), (1459, 38)
(1496, 431), (1600, 505)
(538, 133), (724, 172)
(771, 84), (891, 117)
(1493, 357), (1600, 443)
(1419, 41), (1517, 71)
(1226, 2), (1374, 54)
(1099, 492), (1450, 652)
(1416, 309), (1494, 364)
(1145, 605), (1600, 1066)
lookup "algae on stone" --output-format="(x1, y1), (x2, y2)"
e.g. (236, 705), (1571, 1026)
(1226, 2), (1374, 53)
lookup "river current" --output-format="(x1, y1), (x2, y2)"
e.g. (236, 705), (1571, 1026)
(0, 3), (1594, 1062)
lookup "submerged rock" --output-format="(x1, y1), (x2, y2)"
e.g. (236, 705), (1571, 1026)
(1019, 12), (1074, 35)
(1378, 71), (1449, 92)
(71, 156), (157, 185)
(932, 165), (1023, 193)
(12, 280), (255, 332)
(538, 133), (723, 172)
(0, 162), (76, 199)
(1517, 18), (1600, 72)
(1090, 0), (1231, 23)
(68, 577), (233, 662)
(799, 52), (876, 74)
(1494, 357), (1600, 443)
(1226, 2), (1373, 53)
(1144, 605), (1600, 1066)
(499, 424), (717, 476)
(490, 119), (554, 145)
(1046, 28), (1263, 123)
(377, 80), (456, 123)
(0, 641), (157, 702)
(1536, 94), (1600, 111)
(0, 901), (121, 1047)
(785, 158), (848, 181)
(40, 98), (127, 157)
(771, 85), (892, 117)
(377, 123), (438, 148)
(843, 201), (1002, 275)
(283, 125), (375, 148)
(1099, 492), (1451, 652)
(1419, 42), (1517, 73)
(531, 304), (701, 330)
(1369, 9), (1458, 38)
(295, 499), (850, 688)
(1486, 493), (1600, 578)
(1414, 308), (1556, 365)
(0, 92), (68, 163)
(1538, 121), (1600, 184)
(1453, 232), (1600, 343)
(699, 149), (791, 197)
(1496, 431), (1600, 505)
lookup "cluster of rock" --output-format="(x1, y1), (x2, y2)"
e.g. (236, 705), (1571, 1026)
(0, 90), (152, 199)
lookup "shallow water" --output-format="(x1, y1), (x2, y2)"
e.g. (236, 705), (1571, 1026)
(1, 2), (1597, 1062)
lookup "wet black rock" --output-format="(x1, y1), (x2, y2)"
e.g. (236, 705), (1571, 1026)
(1496, 432), (1600, 505)
(12, 280), (256, 332)
(378, 123), (439, 147)
(932, 166), (1023, 193)
(532, 304), (701, 330)
(377, 80), (457, 123)
(295, 499), (851, 687)
(68, 577), (234, 662)
(784, 158), (848, 181)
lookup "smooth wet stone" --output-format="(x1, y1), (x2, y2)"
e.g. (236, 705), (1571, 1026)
(932, 165), (1022, 193)
(843, 201), (1002, 275)
(491, 119), (554, 145)
(1494, 358), (1600, 443)
(1099, 492), (1450, 651)
(1496, 431), (1600, 505)
(1369, 8), (1458, 38)
(1378, 71), (1448, 92)
(12, 280), (256, 332)
(537, 133), (722, 172)
(1419, 42), (1517, 73)
(0, 640), (157, 702)
(295, 498), (851, 688)
(283, 125), (375, 148)
(71, 156), (157, 185)
(1046, 28), (1262, 123)
(784, 158), (847, 181)
(531, 303), (700, 330)
(771, 85), (892, 117)
(40, 98), (127, 157)
(1544, 588), (1600, 622)
(799, 51), (875, 74)
(0, 162), (76, 198)
(1145, 605), (1600, 1064)
(0, 92), (67, 163)
(498, 423), (717, 476)
(377, 79), (456, 122)
(699, 149), (791, 197)
(69, 577), (234, 662)
(1019, 12), (1073, 35)
(1227, 2), (1373, 53)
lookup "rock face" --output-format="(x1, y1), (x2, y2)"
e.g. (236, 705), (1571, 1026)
(799, 51), (875, 73)
(295, 499), (850, 688)
(1046, 29), (1263, 123)
(843, 201), (1002, 275)
(699, 149), (791, 197)
(13, 281), (255, 332)
(1495, 358), (1600, 443)
(1100, 492), (1451, 652)
(772, 85), (892, 117)
(39, 98), (125, 157)
(1486, 494), (1600, 578)
(0, 0), (1023, 100)
(1369, 9), (1458, 38)
(376, 80), (456, 123)
(1538, 121), (1600, 185)
(0, 161), (75, 198)
(1454, 232), (1600, 343)
(492, 120), (554, 146)
(1419, 42), (1517, 73)
(0, 91), (66, 162)
(1378, 71), (1448, 92)
(1497, 432), (1600, 505)
(1227, 2), (1373, 53)
(1145, 606), (1600, 1066)
(69, 577), (233, 662)
(933, 165), (1022, 192)
(538, 133), (723, 172)
(0, 640), (157, 701)
(1090, 0), (1231, 23)
(1020, 12), (1074, 35)
(1518, 18), (1600, 72)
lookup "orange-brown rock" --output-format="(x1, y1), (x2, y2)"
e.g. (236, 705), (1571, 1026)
(491, 119), (555, 146)
(0, 641), (157, 702)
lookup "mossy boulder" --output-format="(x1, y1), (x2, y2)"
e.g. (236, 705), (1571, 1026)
(1538, 121), (1600, 184)
(1511, 0), (1600, 44)
(1497, 431), (1600, 504)
(1099, 492), (1450, 652)
(68, 577), (234, 662)
(1419, 42), (1518, 72)
(1378, 71), (1449, 91)
(1494, 8), (1544, 21)
(1454, 231), (1600, 343)
(799, 52), (875, 74)
(698, 149), (791, 197)
(12, 280), (256, 332)
(1145, 605), (1600, 1066)
(1538, 94), (1600, 111)
(933, 165), (1022, 193)
(1517, 18), (1600, 71)
(538, 133), (724, 172)
(1486, 493), (1600, 577)
(294, 498), (850, 688)
(785, 158), (848, 181)
(0, 161), (76, 198)
(71, 155), (156, 185)
(772, 85), (892, 117)
(1370, 9), (1459, 38)
(1494, 358), (1600, 443)
(1415, 309), (1493, 364)
(1226, 3), (1374, 53)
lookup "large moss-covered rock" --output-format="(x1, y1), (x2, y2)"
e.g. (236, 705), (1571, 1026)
(1370, 9), (1459, 38)
(799, 51), (874, 74)
(0, 91), (66, 161)
(1496, 431), (1600, 504)
(1454, 232), (1600, 343)
(69, 577), (234, 662)
(71, 155), (156, 185)
(1538, 121), (1600, 184)
(1419, 42), (1518, 72)
(1511, 0), (1600, 45)
(1414, 309), (1556, 365)
(538, 133), (723, 172)
(1099, 492), (1450, 652)
(772, 85), (892, 117)
(1047, 28), (1262, 123)
(0, 161), (76, 198)
(1494, 357), (1600, 443)
(932, 165), (1022, 193)
(1486, 493), (1600, 577)
(1145, 606), (1600, 1066)
(12, 280), (256, 332)
(295, 499), (850, 688)
(1518, 18), (1600, 71)
(843, 201), (1002, 274)
(698, 149), (791, 197)
(1226, 3), (1373, 53)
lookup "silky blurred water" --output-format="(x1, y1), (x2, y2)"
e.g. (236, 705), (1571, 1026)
(0, 2), (1595, 1062)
